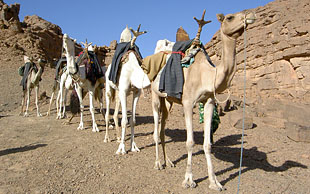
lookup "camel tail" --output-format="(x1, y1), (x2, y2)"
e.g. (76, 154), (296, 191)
(70, 89), (80, 114)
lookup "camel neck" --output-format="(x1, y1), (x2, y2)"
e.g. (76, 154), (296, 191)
(66, 52), (76, 74)
(217, 30), (237, 87)
(221, 30), (237, 72)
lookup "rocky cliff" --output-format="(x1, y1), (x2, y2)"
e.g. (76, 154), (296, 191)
(0, 0), (113, 66)
(205, 0), (310, 104)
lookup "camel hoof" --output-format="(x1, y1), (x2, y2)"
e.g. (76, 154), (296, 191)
(116, 143), (126, 155)
(108, 125), (114, 130)
(92, 128), (100, 132)
(154, 161), (163, 170)
(182, 180), (197, 189)
(130, 142), (140, 152)
(209, 183), (225, 191)
(24, 113), (29, 117)
(104, 137), (111, 143)
(37, 113), (42, 117)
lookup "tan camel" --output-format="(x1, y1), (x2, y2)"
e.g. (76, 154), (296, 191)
(20, 56), (47, 117)
(151, 11), (255, 190)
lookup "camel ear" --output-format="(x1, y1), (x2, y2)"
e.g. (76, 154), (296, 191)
(216, 14), (225, 23)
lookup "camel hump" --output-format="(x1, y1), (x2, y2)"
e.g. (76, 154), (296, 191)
(176, 26), (190, 42)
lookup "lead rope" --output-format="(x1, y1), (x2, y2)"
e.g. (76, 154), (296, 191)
(237, 19), (247, 194)
(213, 67), (231, 104)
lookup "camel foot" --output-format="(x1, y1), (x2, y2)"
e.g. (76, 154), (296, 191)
(108, 125), (114, 130)
(130, 142), (140, 152)
(24, 112), (29, 117)
(209, 180), (224, 191)
(116, 137), (121, 143)
(154, 161), (164, 170)
(116, 143), (126, 155)
(166, 158), (175, 168)
(37, 113), (42, 117)
(92, 125), (100, 132)
(62, 120), (71, 125)
(77, 122), (84, 130)
(104, 136), (111, 143)
(182, 173), (196, 188)
(46, 112), (50, 116)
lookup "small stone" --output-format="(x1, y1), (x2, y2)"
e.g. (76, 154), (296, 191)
(234, 117), (254, 129)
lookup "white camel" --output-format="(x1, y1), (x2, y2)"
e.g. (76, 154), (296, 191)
(20, 56), (47, 117)
(63, 34), (105, 132)
(47, 58), (74, 119)
(104, 25), (151, 154)
(150, 11), (255, 190)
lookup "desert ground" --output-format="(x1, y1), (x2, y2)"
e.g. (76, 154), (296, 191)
(0, 58), (309, 194)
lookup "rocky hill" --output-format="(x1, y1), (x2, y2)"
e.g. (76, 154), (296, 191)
(0, 0), (114, 66)
(0, 0), (115, 112)
(205, 0), (310, 105)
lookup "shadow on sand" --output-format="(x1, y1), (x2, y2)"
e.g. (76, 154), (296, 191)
(164, 130), (308, 187)
(0, 143), (47, 157)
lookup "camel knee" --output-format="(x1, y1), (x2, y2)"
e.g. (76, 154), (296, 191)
(203, 143), (212, 154)
(129, 117), (136, 126)
(186, 140), (195, 151)
(153, 130), (159, 142)
(121, 118), (127, 128)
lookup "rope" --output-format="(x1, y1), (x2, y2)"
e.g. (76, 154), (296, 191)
(237, 19), (247, 194)
(213, 67), (231, 104)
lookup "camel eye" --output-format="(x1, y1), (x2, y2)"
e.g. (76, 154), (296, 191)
(226, 15), (234, 21)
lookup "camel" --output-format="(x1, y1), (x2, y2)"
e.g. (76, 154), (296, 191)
(150, 11), (255, 190)
(104, 25), (151, 154)
(20, 56), (47, 117)
(63, 34), (105, 132)
(46, 56), (74, 119)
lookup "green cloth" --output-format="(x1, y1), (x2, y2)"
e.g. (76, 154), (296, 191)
(199, 102), (220, 134)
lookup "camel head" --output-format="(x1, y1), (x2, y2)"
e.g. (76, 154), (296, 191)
(37, 58), (47, 68)
(217, 11), (256, 39)
(120, 25), (132, 43)
(63, 33), (77, 74)
(63, 33), (75, 56)
(154, 39), (175, 54)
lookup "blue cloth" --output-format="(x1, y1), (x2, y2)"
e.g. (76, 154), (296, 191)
(108, 42), (142, 84)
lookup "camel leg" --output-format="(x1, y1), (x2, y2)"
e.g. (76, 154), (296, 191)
(62, 89), (69, 118)
(160, 99), (174, 168)
(129, 89), (140, 152)
(152, 90), (162, 169)
(57, 81), (65, 119)
(76, 86), (85, 130)
(55, 90), (61, 119)
(203, 98), (224, 191)
(104, 85), (113, 142)
(89, 89), (99, 132)
(116, 90), (127, 155)
(35, 85), (42, 117)
(114, 96), (121, 142)
(24, 87), (31, 117)
(182, 100), (196, 188)
(20, 91), (26, 116)
(47, 91), (55, 116)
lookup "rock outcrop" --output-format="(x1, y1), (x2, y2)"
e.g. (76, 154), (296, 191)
(205, 0), (310, 104)
(0, 1), (114, 66)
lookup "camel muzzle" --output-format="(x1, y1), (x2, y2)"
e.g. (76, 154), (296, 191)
(245, 12), (256, 24)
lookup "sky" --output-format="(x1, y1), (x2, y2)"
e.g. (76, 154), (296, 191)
(6, 0), (274, 57)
